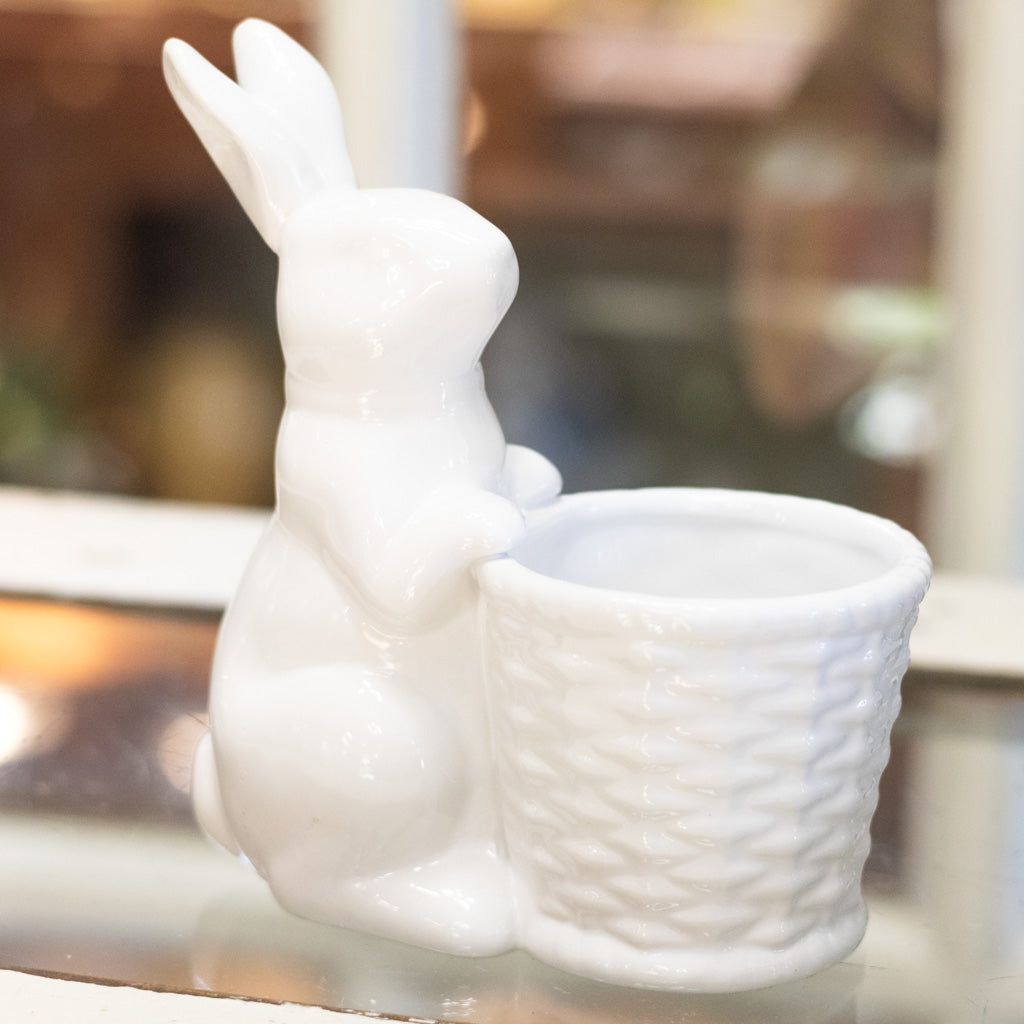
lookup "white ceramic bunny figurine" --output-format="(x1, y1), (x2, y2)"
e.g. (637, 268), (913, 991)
(164, 19), (560, 955)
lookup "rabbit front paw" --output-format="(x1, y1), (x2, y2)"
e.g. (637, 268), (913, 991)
(354, 488), (524, 623)
(504, 444), (562, 509)
(452, 489), (526, 561)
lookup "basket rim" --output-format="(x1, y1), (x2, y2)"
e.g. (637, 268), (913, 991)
(475, 487), (932, 635)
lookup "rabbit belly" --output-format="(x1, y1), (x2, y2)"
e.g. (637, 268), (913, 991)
(212, 660), (468, 880)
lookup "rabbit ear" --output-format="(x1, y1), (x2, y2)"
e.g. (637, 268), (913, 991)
(232, 19), (357, 191)
(163, 35), (343, 252)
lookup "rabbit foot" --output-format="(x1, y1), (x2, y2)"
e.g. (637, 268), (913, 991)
(192, 731), (241, 856)
(273, 842), (516, 956)
(352, 844), (517, 955)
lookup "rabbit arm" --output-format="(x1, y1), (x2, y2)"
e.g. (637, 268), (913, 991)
(503, 445), (563, 509)
(328, 487), (525, 625)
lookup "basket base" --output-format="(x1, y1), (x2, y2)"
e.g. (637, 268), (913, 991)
(520, 904), (868, 992)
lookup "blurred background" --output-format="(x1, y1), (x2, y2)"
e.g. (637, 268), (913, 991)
(0, 1), (938, 532)
(0, 0), (1015, 580)
(2, 4), (1024, 1018)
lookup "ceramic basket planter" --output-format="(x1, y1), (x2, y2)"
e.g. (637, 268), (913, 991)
(477, 487), (930, 990)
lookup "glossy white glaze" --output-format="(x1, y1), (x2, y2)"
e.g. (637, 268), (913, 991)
(166, 20), (931, 992)
(164, 18), (559, 956)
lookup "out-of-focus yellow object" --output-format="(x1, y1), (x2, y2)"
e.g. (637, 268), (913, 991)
(0, 598), (215, 691)
(461, 0), (572, 27)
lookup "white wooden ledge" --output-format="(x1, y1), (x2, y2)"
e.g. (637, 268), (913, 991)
(0, 486), (1019, 678)
(911, 571), (1024, 680)
(0, 487), (268, 610)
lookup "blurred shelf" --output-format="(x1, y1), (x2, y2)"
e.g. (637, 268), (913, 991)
(0, 486), (266, 609)
(0, 485), (1020, 683)
(910, 571), (1024, 682)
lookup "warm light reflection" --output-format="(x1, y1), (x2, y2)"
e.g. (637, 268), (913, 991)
(463, 89), (489, 156)
(0, 602), (119, 689)
(0, 598), (217, 691)
(0, 597), (216, 815)
(0, 685), (70, 763)
(0, 687), (34, 761)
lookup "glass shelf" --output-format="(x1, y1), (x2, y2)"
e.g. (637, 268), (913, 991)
(0, 595), (1022, 1022)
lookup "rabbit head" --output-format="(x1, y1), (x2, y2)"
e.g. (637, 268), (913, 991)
(276, 185), (517, 391)
(164, 19), (518, 395)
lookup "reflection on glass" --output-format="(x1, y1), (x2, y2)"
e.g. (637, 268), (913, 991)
(0, 591), (1021, 1022)
(0, 598), (215, 821)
